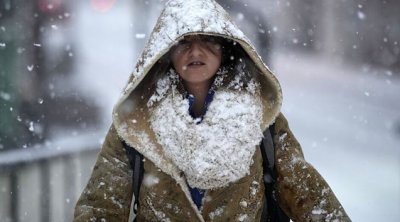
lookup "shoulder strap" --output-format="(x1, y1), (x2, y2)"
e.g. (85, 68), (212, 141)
(122, 141), (144, 221)
(260, 124), (290, 222)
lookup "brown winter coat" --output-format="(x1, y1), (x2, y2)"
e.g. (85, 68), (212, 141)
(73, 114), (350, 222)
(74, 0), (351, 221)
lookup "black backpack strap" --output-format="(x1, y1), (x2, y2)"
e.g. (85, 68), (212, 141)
(122, 141), (144, 220)
(260, 124), (290, 222)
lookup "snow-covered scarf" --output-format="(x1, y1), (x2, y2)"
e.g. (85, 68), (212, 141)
(149, 72), (264, 189)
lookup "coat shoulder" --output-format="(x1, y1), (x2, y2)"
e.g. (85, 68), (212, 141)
(272, 113), (352, 221)
(73, 125), (133, 222)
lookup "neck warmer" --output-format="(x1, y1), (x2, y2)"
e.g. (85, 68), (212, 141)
(150, 85), (264, 189)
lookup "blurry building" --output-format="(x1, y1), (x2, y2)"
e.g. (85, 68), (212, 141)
(268, 0), (400, 71)
(0, 0), (100, 151)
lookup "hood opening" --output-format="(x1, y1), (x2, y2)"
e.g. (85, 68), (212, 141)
(116, 36), (281, 136)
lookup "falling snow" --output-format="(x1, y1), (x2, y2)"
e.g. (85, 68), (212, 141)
(0, 92), (11, 101)
(135, 33), (146, 39)
(27, 65), (34, 71)
(357, 11), (366, 20)
(28, 122), (35, 132)
(0, 1), (399, 222)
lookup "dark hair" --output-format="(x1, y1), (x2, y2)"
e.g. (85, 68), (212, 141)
(216, 37), (262, 89)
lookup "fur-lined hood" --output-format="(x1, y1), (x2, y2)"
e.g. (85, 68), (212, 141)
(112, 0), (282, 185)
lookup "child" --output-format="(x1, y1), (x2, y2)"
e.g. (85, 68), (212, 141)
(74, 0), (351, 221)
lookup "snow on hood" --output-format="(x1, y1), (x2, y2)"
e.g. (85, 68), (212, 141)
(112, 0), (282, 187)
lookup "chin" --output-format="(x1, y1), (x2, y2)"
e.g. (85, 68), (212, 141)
(182, 75), (213, 84)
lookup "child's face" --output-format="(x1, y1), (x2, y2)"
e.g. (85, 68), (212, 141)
(170, 35), (222, 86)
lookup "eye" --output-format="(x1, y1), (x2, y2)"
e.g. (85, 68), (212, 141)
(178, 39), (189, 45)
(202, 37), (221, 50)
(172, 39), (190, 54)
(178, 39), (190, 46)
(202, 36), (217, 43)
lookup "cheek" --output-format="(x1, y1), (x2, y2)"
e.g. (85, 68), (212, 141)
(171, 56), (187, 77)
(171, 54), (181, 70)
(171, 58), (178, 70)
(213, 53), (222, 69)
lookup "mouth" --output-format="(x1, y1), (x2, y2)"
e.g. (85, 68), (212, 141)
(187, 61), (205, 67)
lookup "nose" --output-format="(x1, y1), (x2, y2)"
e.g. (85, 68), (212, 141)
(188, 41), (204, 57)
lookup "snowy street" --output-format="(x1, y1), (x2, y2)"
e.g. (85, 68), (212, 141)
(273, 51), (400, 221)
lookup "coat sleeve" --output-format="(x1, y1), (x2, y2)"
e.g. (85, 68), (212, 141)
(73, 125), (133, 222)
(273, 113), (351, 222)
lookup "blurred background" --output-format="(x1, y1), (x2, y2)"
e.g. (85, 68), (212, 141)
(0, 0), (399, 221)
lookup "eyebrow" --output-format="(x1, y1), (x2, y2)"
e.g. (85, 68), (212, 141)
(180, 36), (222, 43)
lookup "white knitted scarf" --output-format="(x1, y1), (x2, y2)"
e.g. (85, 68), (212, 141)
(150, 88), (264, 189)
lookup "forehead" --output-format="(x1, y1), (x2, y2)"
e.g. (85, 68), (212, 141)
(182, 35), (201, 40)
(180, 34), (223, 42)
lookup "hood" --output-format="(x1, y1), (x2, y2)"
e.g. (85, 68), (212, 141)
(112, 0), (282, 203)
